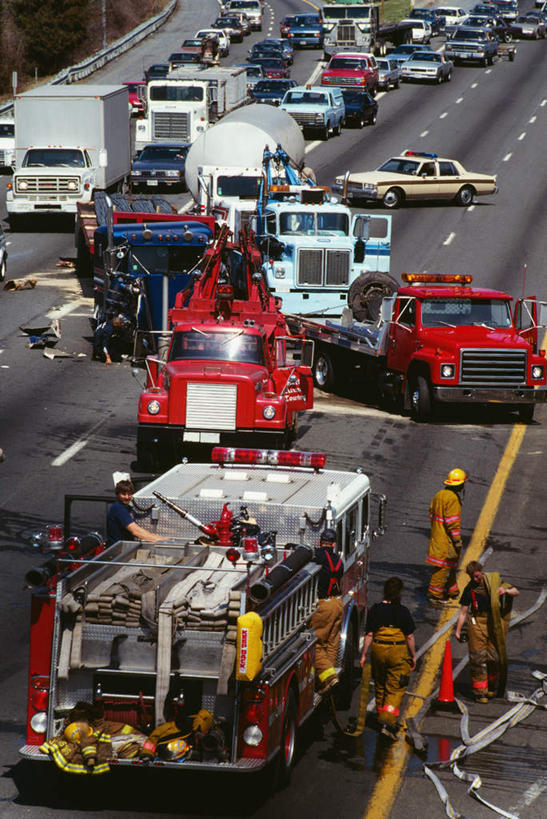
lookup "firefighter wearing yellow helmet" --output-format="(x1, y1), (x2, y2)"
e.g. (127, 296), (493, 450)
(426, 469), (467, 604)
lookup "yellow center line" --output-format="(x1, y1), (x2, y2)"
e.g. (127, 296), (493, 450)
(300, 0), (320, 9)
(363, 402), (539, 819)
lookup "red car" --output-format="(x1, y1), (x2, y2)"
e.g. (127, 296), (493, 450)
(321, 52), (379, 96)
(251, 56), (290, 78)
(123, 81), (146, 116)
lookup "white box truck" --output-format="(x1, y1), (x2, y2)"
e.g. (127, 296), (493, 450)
(7, 86), (130, 228)
(135, 67), (248, 152)
(0, 117), (15, 171)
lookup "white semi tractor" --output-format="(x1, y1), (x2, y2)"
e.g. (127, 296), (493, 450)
(7, 86), (131, 229)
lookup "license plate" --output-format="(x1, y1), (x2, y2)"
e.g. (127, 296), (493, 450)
(146, 180), (159, 186)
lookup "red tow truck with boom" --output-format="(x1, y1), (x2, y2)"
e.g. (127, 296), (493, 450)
(287, 273), (547, 422)
(134, 226), (314, 470)
(21, 448), (386, 784)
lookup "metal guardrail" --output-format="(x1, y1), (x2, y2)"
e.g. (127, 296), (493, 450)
(0, 0), (177, 119)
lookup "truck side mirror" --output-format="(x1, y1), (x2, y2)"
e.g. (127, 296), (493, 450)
(371, 493), (387, 538)
(354, 239), (365, 264)
(98, 149), (108, 168)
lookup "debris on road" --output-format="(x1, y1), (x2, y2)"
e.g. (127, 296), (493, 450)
(3, 278), (37, 291)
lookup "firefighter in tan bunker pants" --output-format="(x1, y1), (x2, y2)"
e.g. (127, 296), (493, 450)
(310, 529), (344, 695)
(427, 468), (467, 603)
(361, 577), (416, 738)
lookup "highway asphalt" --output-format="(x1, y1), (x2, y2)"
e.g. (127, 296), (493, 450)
(0, 1), (545, 817)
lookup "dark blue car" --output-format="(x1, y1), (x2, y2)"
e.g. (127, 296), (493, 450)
(287, 14), (323, 48)
(131, 144), (190, 192)
(250, 79), (297, 105)
(341, 90), (378, 128)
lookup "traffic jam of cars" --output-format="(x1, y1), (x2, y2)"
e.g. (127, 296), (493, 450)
(120, 0), (545, 208)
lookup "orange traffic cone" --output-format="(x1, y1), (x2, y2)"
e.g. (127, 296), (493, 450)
(435, 639), (458, 711)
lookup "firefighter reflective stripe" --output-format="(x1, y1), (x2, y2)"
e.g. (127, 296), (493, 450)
(370, 627), (412, 726)
(425, 555), (458, 568)
(236, 612), (263, 681)
(324, 549), (343, 596)
(319, 666), (337, 682)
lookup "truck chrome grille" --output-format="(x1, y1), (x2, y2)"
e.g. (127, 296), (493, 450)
(298, 249), (323, 285)
(186, 383), (237, 430)
(460, 349), (527, 386)
(297, 249), (350, 287)
(152, 112), (190, 141)
(15, 176), (80, 193)
(338, 23), (356, 43)
(324, 76), (355, 86)
(325, 250), (350, 285)
(292, 112), (319, 125)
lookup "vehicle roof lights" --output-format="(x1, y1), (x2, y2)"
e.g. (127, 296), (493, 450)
(401, 273), (473, 284)
(403, 150), (438, 158)
(211, 447), (326, 469)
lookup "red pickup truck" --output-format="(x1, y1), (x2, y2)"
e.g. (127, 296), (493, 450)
(321, 52), (379, 95)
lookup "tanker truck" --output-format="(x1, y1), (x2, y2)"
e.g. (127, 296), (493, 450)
(184, 104), (310, 233)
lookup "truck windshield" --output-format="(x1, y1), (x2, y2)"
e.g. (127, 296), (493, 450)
(328, 58), (370, 70)
(22, 148), (86, 168)
(284, 91), (327, 105)
(323, 7), (371, 19)
(0, 123), (15, 137)
(150, 85), (204, 101)
(217, 176), (262, 198)
(421, 299), (513, 328)
(169, 330), (265, 365)
(279, 211), (349, 236)
(129, 245), (205, 276)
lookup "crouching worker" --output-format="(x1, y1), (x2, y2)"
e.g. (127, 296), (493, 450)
(360, 577), (416, 739)
(310, 529), (344, 695)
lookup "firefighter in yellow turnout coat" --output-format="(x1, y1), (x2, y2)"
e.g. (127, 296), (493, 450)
(455, 561), (519, 702)
(310, 529), (344, 695)
(361, 577), (416, 738)
(427, 468), (467, 602)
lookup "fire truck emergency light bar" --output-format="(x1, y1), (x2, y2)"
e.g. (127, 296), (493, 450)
(402, 273), (474, 284)
(211, 447), (327, 468)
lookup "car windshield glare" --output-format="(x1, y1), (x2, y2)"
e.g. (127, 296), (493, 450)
(378, 158), (419, 175)
(421, 299), (513, 328)
(169, 331), (264, 365)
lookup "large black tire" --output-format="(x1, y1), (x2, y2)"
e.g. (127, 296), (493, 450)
(382, 187), (404, 209)
(313, 349), (337, 391)
(410, 374), (433, 422)
(335, 619), (356, 710)
(276, 690), (297, 788)
(349, 272), (399, 323)
(456, 185), (475, 206)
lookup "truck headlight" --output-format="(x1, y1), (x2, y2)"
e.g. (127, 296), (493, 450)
(136, 123), (146, 133)
(531, 365), (544, 380)
(147, 400), (161, 415)
(18, 180), (29, 191)
(441, 363), (455, 379)
(315, 114), (323, 122)
(263, 405), (276, 420)
(166, 170), (181, 177)
(274, 267), (285, 278)
(132, 170), (142, 177)
(67, 180), (78, 191)
(243, 725), (263, 746)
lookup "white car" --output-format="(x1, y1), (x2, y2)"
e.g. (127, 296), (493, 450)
(402, 18), (433, 43)
(195, 28), (230, 57)
(224, 0), (262, 31)
(436, 6), (469, 28)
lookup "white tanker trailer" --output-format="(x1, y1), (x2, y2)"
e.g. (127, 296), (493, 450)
(184, 104), (309, 230)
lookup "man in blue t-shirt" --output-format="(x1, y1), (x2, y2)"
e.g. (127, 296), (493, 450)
(107, 480), (163, 546)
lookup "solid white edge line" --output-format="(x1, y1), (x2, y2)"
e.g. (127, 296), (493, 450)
(47, 298), (87, 320)
(52, 440), (88, 467)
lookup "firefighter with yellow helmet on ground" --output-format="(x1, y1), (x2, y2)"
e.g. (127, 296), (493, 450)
(426, 468), (467, 604)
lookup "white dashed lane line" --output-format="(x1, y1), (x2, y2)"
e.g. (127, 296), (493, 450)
(518, 132), (526, 140)
(456, 97), (463, 104)
(305, 141), (321, 154)
(439, 112), (447, 119)
(503, 152), (512, 162)
(471, 82), (478, 88)
(467, 204), (475, 212)
(443, 232), (455, 246)
(420, 130), (429, 137)
(529, 115), (536, 123)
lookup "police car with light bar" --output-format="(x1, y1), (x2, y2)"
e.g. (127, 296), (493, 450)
(333, 150), (497, 209)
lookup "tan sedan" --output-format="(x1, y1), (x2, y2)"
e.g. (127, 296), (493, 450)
(333, 151), (498, 208)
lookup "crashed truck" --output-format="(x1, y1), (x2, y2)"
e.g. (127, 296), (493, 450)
(21, 449), (385, 781)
